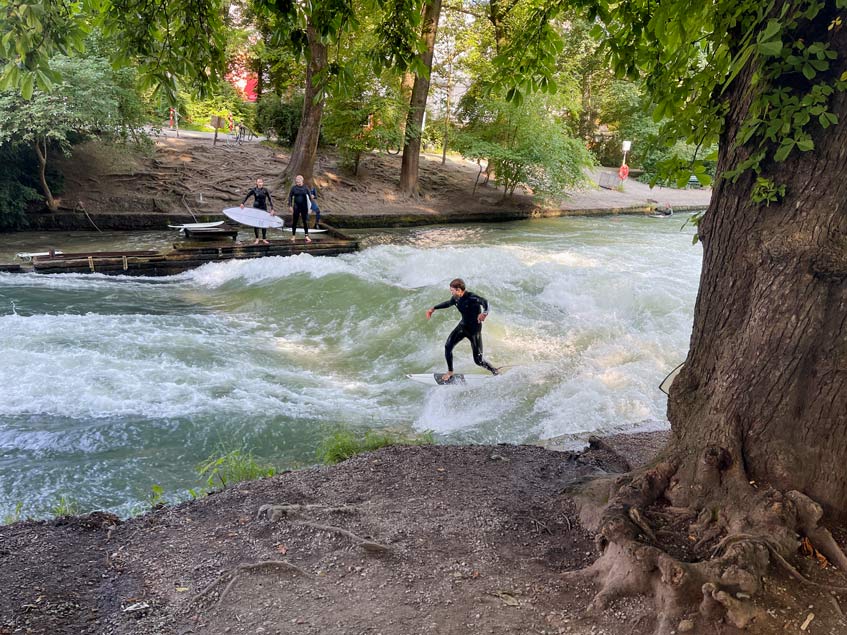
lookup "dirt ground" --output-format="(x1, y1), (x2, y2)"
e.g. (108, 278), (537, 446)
(47, 135), (710, 229)
(2, 433), (846, 635)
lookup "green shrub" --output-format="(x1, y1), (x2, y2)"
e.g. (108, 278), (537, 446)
(197, 447), (276, 489)
(0, 145), (45, 230)
(255, 94), (303, 145)
(318, 427), (435, 464)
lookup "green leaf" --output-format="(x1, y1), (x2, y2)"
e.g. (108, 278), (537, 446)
(774, 139), (795, 162)
(758, 40), (783, 57)
(758, 19), (782, 43)
(20, 73), (34, 100)
(802, 64), (816, 80)
(796, 138), (814, 151)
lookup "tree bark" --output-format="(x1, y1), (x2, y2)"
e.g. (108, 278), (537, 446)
(285, 22), (327, 184)
(666, 12), (847, 518)
(33, 138), (57, 212)
(399, 0), (442, 196)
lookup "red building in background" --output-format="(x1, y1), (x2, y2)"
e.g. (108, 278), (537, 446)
(226, 65), (258, 102)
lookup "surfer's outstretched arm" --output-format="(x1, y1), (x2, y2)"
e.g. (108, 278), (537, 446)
(427, 298), (455, 319)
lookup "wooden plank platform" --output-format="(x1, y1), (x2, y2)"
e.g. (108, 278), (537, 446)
(180, 227), (239, 240)
(2, 224), (359, 277)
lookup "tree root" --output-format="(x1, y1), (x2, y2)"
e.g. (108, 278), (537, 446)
(295, 520), (391, 554)
(256, 503), (358, 522)
(192, 560), (311, 607)
(568, 449), (847, 635)
(257, 503), (389, 554)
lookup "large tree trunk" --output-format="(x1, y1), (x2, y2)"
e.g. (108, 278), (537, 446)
(667, 27), (847, 521)
(399, 0), (442, 196)
(570, 9), (847, 634)
(33, 138), (57, 212)
(285, 23), (327, 184)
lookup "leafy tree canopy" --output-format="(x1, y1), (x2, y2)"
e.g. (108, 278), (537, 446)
(495, 0), (847, 192)
(1, 0), (229, 102)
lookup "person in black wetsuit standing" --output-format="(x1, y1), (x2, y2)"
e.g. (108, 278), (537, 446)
(240, 178), (275, 245)
(287, 174), (312, 243)
(426, 278), (499, 382)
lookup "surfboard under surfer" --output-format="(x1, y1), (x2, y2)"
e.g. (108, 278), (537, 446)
(426, 278), (499, 382)
(240, 178), (276, 245)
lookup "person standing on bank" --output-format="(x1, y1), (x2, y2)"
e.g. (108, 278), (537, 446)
(426, 278), (499, 382)
(288, 174), (312, 243)
(240, 177), (275, 245)
(309, 184), (321, 228)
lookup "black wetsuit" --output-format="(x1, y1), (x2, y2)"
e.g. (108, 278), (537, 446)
(432, 291), (498, 374)
(242, 187), (274, 239)
(310, 187), (321, 228)
(288, 184), (311, 236)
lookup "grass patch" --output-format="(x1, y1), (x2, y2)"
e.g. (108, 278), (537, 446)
(2, 502), (24, 525)
(50, 495), (81, 517)
(197, 447), (276, 490)
(318, 427), (435, 465)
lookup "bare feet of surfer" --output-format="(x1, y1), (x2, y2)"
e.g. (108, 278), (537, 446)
(305, 235), (312, 243)
(441, 371), (454, 382)
(253, 239), (261, 245)
(261, 239), (270, 245)
(291, 236), (296, 242)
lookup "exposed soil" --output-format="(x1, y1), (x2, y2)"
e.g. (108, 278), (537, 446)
(2, 434), (845, 635)
(33, 134), (710, 231)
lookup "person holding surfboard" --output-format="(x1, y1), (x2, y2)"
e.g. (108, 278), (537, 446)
(309, 184), (321, 228)
(240, 178), (276, 245)
(287, 175), (312, 243)
(426, 278), (499, 382)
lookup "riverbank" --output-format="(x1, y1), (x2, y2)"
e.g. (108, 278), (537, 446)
(25, 137), (711, 232)
(2, 433), (843, 635)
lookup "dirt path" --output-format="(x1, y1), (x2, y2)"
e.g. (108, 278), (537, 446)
(2, 436), (844, 635)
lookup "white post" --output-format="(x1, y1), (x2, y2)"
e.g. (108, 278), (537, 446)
(621, 140), (632, 166)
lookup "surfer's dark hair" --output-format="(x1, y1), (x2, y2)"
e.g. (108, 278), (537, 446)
(449, 278), (465, 291)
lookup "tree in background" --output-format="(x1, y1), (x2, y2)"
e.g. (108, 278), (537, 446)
(0, 56), (121, 211)
(399, 0), (442, 195)
(454, 92), (594, 198)
(497, 0), (847, 630)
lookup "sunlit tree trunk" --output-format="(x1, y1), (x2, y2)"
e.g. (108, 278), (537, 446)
(399, 0), (442, 195)
(285, 22), (327, 184)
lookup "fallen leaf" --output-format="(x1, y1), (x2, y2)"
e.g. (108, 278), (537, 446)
(275, 544), (288, 555)
(175, 587), (189, 593)
(491, 591), (520, 606)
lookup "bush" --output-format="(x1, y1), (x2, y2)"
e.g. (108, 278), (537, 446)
(197, 447), (276, 489)
(318, 427), (435, 464)
(255, 94), (303, 145)
(0, 145), (49, 230)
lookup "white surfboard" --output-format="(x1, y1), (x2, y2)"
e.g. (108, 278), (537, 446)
(223, 206), (284, 229)
(290, 228), (328, 234)
(16, 251), (63, 261)
(659, 362), (684, 394)
(406, 372), (496, 386)
(168, 221), (225, 229)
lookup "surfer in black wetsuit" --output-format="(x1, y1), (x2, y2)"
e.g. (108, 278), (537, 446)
(287, 175), (312, 243)
(240, 178), (276, 245)
(426, 278), (499, 382)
